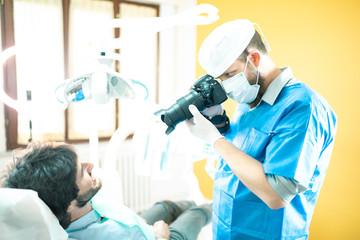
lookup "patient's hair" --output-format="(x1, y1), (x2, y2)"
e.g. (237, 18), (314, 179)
(5, 141), (79, 229)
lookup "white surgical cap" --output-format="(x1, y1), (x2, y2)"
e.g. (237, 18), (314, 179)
(199, 19), (265, 78)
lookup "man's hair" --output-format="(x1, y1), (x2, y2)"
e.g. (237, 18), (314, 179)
(5, 142), (79, 229)
(239, 30), (269, 62)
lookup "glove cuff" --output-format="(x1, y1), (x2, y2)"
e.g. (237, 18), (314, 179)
(210, 134), (225, 148)
(204, 110), (230, 134)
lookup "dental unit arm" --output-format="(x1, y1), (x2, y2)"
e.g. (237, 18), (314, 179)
(103, 4), (219, 49)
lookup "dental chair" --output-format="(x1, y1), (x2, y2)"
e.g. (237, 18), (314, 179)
(128, 118), (214, 240)
(0, 188), (68, 240)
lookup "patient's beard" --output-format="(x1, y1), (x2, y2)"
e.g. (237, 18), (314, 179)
(76, 179), (102, 208)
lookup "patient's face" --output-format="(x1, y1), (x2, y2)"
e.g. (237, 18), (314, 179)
(74, 159), (102, 207)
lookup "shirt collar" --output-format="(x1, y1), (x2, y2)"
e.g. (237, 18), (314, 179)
(66, 210), (102, 233)
(261, 67), (298, 106)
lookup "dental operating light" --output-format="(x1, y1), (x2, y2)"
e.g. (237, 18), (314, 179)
(55, 4), (219, 108)
(1, 4), (219, 110)
(54, 51), (148, 108)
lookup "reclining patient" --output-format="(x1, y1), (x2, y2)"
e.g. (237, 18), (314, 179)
(4, 141), (211, 240)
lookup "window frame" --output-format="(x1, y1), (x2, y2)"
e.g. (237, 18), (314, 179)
(1, 0), (18, 150)
(1, 0), (160, 149)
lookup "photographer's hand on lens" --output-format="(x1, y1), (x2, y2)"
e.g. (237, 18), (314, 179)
(186, 104), (224, 147)
(201, 104), (223, 117)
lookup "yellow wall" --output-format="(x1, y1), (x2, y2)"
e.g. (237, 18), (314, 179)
(195, 0), (360, 239)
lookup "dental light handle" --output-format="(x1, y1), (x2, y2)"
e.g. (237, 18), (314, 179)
(131, 79), (149, 100)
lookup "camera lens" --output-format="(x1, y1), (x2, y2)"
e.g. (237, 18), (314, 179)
(155, 74), (227, 135)
(155, 91), (206, 135)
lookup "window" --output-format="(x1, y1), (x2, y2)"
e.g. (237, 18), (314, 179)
(1, 0), (160, 149)
(1, 0), (197, 150)
(13, 0), (65, 144)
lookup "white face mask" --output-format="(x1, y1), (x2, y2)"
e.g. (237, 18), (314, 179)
(220, 58), (260, 104)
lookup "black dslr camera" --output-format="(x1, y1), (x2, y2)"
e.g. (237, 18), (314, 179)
(154, 74), (228, 135)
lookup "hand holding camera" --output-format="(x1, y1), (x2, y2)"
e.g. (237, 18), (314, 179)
(186, 105), (225, 147)
(155, 74), (228, 134)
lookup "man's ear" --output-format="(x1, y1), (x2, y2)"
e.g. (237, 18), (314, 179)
(248, 50), (261, 67)
(67, 200), (76, 213)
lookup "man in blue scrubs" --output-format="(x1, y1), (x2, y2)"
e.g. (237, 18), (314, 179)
(186, 19), (337, 239)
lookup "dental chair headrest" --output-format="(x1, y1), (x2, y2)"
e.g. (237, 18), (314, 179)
(0, 188), (68, 240)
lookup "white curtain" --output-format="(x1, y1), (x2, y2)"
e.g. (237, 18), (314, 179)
(68, 0), (115, 140)
(13, 0), (65, 144)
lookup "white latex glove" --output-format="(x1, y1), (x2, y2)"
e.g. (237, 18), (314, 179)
(186, 104), (224, 147)
(201, 104), (223, 117)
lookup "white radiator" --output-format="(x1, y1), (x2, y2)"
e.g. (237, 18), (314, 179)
(115, 141), (152, 213)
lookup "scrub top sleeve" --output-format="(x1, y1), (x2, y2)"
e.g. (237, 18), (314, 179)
(263, 104), (323, 187)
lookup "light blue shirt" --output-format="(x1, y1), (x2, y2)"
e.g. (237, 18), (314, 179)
(66, 209), (146, 240)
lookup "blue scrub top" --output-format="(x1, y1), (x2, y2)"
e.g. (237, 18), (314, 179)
(212, 68), (337, 239)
